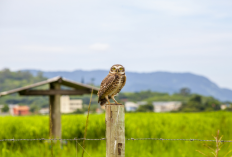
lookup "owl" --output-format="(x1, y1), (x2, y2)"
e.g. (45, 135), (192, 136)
(98, 64), (126, 106)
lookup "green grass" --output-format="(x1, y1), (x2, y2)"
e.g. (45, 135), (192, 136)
(1, 111), (232, 157)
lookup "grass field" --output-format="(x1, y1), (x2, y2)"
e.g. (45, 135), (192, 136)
(1, 111), (232, 157)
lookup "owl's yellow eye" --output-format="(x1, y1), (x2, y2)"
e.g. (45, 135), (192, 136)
(120, 68), (123, 71)
(112, 67), (116, 71)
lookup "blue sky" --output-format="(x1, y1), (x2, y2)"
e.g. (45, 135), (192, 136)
(0, 0), (232, 89)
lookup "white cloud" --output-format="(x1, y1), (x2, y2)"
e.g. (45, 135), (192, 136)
(89, 43), (110, 51)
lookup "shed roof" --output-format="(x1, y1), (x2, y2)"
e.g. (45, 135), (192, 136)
(0, 76), (99, 97)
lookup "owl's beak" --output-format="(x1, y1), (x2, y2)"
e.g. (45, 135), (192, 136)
(116, 69), (119, 72)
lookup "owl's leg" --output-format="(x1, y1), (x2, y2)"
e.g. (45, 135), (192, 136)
(111, 95), (119, 104)
(105, 96), (111, 105)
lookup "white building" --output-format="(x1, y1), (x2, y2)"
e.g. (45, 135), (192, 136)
(137, 101), (147, 105)
(153, 101), (182, 112)
(39, 108), (49, 115)
(221, 104), (231, 110)
(60, 96), (83, 113)
(125, 102), (139, 112)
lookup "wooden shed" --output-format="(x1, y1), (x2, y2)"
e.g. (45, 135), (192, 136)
(0, 76), (99, 138)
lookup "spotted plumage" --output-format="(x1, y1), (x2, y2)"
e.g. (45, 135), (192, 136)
(98, 64), (126, 106)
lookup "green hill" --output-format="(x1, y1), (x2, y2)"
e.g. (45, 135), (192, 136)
(0, 69), (48, 107)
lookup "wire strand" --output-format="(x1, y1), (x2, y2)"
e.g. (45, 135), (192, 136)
(1, 138), (232, 142)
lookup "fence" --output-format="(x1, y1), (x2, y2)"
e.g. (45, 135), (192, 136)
(1, 137), (232, 157)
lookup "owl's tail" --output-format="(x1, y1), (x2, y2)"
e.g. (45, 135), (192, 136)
(99, 98), (107, 106)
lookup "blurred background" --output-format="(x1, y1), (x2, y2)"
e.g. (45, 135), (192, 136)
(0, 0), (232, 157)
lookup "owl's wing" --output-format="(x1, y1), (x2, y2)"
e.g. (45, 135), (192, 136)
(117, 75), (127, 94)
(122, 75), (126, 88)
(98, 74), (116, 102)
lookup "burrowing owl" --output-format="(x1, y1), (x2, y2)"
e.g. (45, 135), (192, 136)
(98, 64), (126, 106)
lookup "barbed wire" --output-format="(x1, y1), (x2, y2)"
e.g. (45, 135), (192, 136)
(0, 138), (104, 142)
(1, 138), (232, 143)
(126, 138), (232, 142)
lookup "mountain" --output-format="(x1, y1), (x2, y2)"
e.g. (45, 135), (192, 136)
(25, 69), (232, 102)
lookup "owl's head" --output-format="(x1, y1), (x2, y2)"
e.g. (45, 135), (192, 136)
(109, 64), (125, 74)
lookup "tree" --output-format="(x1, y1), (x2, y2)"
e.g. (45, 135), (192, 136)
(204, 97), (221, 111)
(179, 88), (191, 96)
(178, 95), (222, 112)
(1, 104), (9, 113)
(189, 95), (202, 103)
(136, 103), (154, 112)
(30, 104), (40, 113)
(179, 95), (204, 112)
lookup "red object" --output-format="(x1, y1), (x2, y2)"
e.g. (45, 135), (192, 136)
(13, 106), (29, 116)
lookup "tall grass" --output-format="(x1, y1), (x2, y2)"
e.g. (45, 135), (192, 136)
(1, 111), (232, 157)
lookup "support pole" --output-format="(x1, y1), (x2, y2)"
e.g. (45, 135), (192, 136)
(49, 82), (61, 138)
(105, 104), (125, 157)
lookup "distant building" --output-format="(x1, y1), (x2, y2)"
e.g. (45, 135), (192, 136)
(9, 104), (19, 115)
(125, 102), (139, 112)
(153, 101), (182, 112)
(13, 106), (29, 116)
(221, 104), (231, 110)
(137, 101), (147, 105)
(60, 96), (83, 113)
(39, 108), (49, 115)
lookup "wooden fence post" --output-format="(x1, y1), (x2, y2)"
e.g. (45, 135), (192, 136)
(105, 104), (125, 157)
(49, 82), (61, 139)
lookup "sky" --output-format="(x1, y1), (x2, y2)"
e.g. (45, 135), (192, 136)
(0, 0), (232, 89)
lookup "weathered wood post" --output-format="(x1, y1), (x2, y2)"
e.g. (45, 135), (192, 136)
(105, 104), (125, 157)
(49, 82), (61, 138)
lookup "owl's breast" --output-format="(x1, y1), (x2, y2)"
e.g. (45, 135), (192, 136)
(107, 75), (124, 96)
(117, 75), (124, 87)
